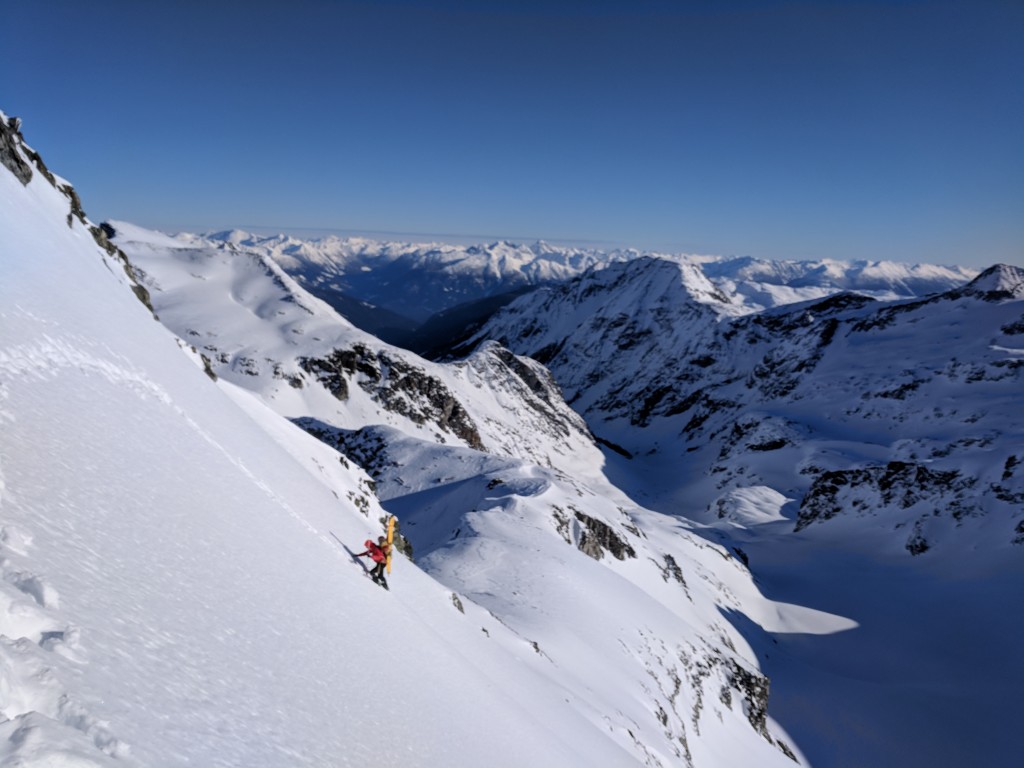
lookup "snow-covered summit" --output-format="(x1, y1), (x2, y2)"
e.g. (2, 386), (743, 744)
(957, 263), (1024, 299)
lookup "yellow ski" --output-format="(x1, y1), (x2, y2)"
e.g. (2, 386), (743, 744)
(386, 515), (396, 573)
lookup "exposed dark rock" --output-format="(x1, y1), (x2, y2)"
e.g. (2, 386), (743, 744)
(797, 461), (974, 534)
(61, 182), (86, 227)
(748, 438), (789, 452)
(299, 345), (484, 449)
(634, 385), (675, 427)
(875, 377), (930, 400)
(490, 346), (550, 398)
(1000, 317), (1024, 335)
(593, 434), (632, 458)
(530, 338), (566, 366)
(200, 353), (217, 381)
(1003, 455), (1020, 481)
(299, 351), (350, 400)
(550, 506), (572, 545)
(573, 510), (636, 561)
(0, 116), (33, 185)
(659, 554), (686, 585)
(724, 659), (771, 739)
(906, 522), (930, 555)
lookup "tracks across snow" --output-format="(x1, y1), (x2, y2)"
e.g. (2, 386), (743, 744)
(0, 511), (131, 766)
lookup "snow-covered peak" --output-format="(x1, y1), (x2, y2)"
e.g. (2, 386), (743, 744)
(959, 263), (1024, 299)
(464, 255), (743, 416)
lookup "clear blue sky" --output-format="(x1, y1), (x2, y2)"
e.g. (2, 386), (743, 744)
(4, 0), (1022, 267)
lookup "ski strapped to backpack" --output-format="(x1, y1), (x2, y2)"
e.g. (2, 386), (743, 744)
(386, 515), (396, 574)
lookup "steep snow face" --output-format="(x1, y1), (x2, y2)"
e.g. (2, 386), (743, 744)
(307, 426), (835, 767)
(115, 219), (826, 765)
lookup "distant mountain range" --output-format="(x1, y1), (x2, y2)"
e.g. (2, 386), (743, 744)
(165, 227), (978, 352)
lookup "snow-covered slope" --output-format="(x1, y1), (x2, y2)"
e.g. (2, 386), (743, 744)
(2, 113), (820, 767)
(114, 220), (602, 474)
(470, 252), (1024, 766)
(472, 256), (1023, 545)
(0, 111), (646, 768)
(113, 224), (815, 767)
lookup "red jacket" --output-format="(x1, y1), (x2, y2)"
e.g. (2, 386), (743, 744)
(362, 540), (387, 563)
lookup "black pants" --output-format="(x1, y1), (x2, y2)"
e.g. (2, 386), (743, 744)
(370, 562), (386, 583)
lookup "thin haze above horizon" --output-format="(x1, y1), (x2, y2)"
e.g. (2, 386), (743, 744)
(4, 0), (1022, 268)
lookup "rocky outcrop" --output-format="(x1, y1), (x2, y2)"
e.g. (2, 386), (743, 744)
(796, 461), (984, 553)
(573, 509), (637, 561)
(0, 116), (156, 317)
(0, 115), (34, 185)
(299, 344), (484, 450)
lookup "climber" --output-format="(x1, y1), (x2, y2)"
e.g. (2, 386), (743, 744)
(356, 536), (391, 590)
